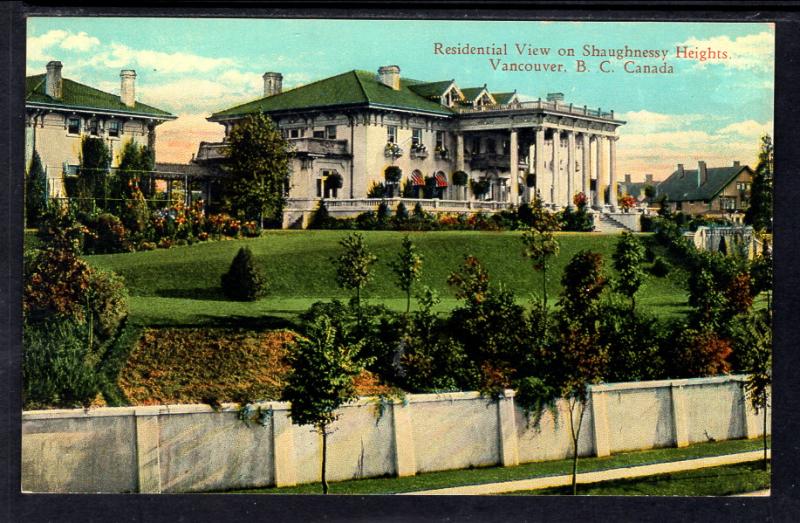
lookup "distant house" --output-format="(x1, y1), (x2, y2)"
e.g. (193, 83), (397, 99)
(656, 161), (754, 218)
(618, 173), (656, 202)
(25, 61), (175, 197)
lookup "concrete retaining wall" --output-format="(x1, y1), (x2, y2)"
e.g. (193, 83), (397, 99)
(21, 375), (769, 493)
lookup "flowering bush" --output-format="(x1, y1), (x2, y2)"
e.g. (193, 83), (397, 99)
(241, 220), (261, 238)
(573, 192), (589, 208)
(619, 194), (637, 211)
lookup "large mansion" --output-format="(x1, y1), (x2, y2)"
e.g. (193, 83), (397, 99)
(202, 65), (627, 225)
(25, 61), (175, 197)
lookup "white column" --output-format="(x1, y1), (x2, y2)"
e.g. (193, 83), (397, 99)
(534, 127), (545, 203)
(497, 391), (520, 467)
(589, 389), (611, 458)
(596, 135), (606, 208)
(581, 133), (591, 197)
(608, 136), (618, 209)
(509, 129), (519, 206)
(272, 409), (298, 487)
(551, 130), (560, 206)
(455, 133), (465, 200)
(567, 131), (576, 208)
(392, 401), (417, 477)
(528, 142), (536, 203)
(135, 410), (162, 493)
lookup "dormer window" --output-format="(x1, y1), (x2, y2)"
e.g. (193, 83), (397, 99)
(441, 84), (462, 107)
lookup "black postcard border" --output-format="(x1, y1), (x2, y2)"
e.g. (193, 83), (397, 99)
(2, 3), (799, 522)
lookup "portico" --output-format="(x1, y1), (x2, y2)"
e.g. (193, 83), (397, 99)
(453, 94), (624, 210)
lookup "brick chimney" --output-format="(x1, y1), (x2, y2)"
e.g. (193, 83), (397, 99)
(697, 160), (707, 187)
(263, 72), (282, 97)
(677, 163), (684, 177)
(45, 61), (63, 99)
(733, 160), (741, 168)
(624, 173), (632, 184)
(645, 174), (654, 183)
(378, 65), (401, 90)
(120, 70), (136, 108)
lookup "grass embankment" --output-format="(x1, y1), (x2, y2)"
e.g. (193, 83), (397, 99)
(118, 328), (393, 405)
(230, 438), (768, 495)
(504, 461), (770, 496)
(84, 230), (690, 327)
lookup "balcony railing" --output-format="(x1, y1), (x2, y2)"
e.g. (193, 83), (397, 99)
(453, 100), (615, 120)
(285, 197), (513, 213)
(289, 137), (349, 156)
(469, 152), (528, 170)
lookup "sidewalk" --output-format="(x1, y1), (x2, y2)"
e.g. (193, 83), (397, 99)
(402, 450), (770, 495)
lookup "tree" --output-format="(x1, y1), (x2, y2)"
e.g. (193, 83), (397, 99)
(334, 232), (377, 309)
(221, 247), (267, 301)
(745, 134), (773, 232)
(224, 113), (293, 226)
(521, 225), (560, 316)
(612, 232), (647, 311)
(731, 310), (771, 470)
(556, 249), (608, 494)
(114, 141), (153, 235)
(389, 235), (423, 313)
(26, 150), (48, 228)
(77, 137), (111, 211)
(281, 315), (366, 494)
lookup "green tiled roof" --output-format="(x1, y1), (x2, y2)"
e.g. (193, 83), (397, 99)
(492, 92), (517, 104)
(460, 86), (488, 101)
(406, 80), (454, 99)
(211, 71), (454, 119)
(657, 165), (751, 202)
(26, 74), (174, 118)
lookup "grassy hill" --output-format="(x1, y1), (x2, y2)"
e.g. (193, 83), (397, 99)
(84, 230), (690, 327)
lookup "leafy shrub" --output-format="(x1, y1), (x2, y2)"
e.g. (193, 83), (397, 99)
(221, 247), (267, 301)
(84, 213), (131, 254)
(139, 240), (157, 251)
(395, 202), (409, 222)
(86, 268), (129, 341)
(308, 200), (332, 229)
(23, 246), (93, 322)
(650, 256), (671, 277)
(452, 170), (468, 187)
(26, 151), (48, 228)
(598, 297), (665, 382)
(23, 318), (101, 409)
(665, 327), (732, 378)
(367, 181), (387, 198)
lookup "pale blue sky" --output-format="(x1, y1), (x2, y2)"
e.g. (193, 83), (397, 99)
(27, 18), (774, 178)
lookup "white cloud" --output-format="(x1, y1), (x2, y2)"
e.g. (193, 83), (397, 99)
(677, 31), (774, 71)
(618, 110), (705, 133)
(60, 31), (100, 52)
(86, 42), (236, 74)
(27, 29), (68, 62)
(717, 119), (773, 138)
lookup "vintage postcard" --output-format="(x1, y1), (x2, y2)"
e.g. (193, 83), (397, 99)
(21, 16), (774, 500)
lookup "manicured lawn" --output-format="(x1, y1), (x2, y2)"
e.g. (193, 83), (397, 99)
(504, 461), (770, 496)
(227, 438), (768, 495)
(84, 230), (690, 326)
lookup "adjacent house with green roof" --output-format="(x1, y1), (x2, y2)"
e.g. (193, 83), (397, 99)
(657, 160), (754, 219)
(25, 61), (175, 197)
(204, 64), (625, 227)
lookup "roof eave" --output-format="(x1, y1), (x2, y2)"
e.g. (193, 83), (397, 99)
(209, 101), (453, 122)
(26, 101), (176, 121)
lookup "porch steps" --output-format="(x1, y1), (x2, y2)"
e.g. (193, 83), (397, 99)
(595, 213), (632, 234)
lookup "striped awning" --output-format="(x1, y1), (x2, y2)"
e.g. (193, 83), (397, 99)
(411, 171), (425, 186)
(435, 173), (448, 188)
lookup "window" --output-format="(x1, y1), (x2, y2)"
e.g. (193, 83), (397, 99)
(67, 116), (80, 135)
(412, 128), (422, 147)
(289, 128), (304, 139)
(326, 125), (337, 139)
(472, 137), (481, 154)
(108, 120), (120, 138)
(88, 119), (99, 136)
(435, 130), (445, 149)
(316, 179), (322, 198)
(387, 125), (397, 144)
(486, 138), (496, 154)
(313, 129), (325, 139)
